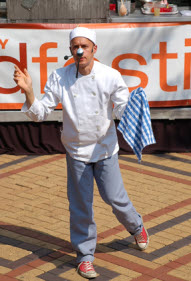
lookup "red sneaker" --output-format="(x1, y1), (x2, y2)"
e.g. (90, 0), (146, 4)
(77, 261), (97, 279)
(134, 226), (149, 250)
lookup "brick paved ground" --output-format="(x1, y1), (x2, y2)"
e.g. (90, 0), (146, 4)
(0, 153), (191, 281)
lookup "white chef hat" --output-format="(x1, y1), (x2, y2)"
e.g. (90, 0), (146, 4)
(69, 27), (96, 45)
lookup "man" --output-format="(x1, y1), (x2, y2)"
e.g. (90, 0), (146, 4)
(14, 27), (149, 279)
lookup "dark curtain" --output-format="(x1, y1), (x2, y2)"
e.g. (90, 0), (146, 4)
(0, 120), (191, 155)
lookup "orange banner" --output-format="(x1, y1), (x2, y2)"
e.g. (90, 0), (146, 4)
(1, 22), (191, 111)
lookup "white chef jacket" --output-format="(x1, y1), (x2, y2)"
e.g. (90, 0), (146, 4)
(22, 61), (130, 162)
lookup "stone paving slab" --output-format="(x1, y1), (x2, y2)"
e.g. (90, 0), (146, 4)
(0, 153), (191, 280)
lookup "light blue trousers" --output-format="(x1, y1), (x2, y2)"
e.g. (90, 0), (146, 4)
(66, 152), (143, 263)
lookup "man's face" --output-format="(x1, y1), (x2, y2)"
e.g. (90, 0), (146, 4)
(70, 37), (97, 69)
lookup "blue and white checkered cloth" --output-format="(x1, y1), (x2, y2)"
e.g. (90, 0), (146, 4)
(117, 87), (156, 163)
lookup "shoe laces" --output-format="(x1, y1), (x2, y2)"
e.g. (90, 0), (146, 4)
(135, 229), (147, 243)
(80, 261), (94, 272)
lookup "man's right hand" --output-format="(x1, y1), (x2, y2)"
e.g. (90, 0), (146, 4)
(14, 65), (33, 93)
(13, 65), (35, 108)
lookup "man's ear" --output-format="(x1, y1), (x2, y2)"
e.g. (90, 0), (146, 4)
(93, 44), (97, 54)
(70, 47), (73, 56)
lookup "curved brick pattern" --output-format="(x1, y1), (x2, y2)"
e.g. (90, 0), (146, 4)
(0, 153), (191, 280)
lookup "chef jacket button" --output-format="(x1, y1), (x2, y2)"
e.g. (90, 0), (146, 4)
(92, 92), (96, 96)
(73, 94), (77, 98)
(97, 126), (100, 131)
(95, 111), (99, 114)
(92, 75), (95, 80)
